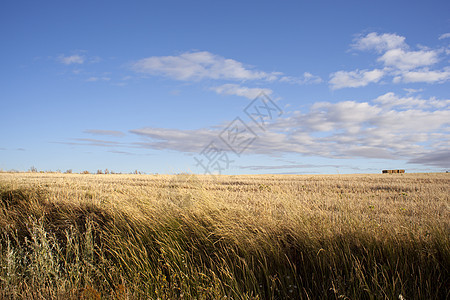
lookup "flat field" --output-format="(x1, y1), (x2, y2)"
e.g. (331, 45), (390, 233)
(0, 172), (448, 299)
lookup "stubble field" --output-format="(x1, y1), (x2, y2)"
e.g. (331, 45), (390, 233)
(0, 172), (448, 299)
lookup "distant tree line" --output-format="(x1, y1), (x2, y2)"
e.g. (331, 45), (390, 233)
(0, 167), (151, 175)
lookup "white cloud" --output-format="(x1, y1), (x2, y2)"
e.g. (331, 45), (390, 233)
(375, 108), (449, 132)
(329, 69), (384, 89)
(280, 72), (323, 84)
(58, 54), (85, 65)
(211, 84), (272, 99)
(299, 101), (382, 134)
(86, 77), (111, 82)
(303, 72), (323, 84)
(131, 51), (276, 81)
(352, 32), (406, 52)
(378, 48), (439, 70)
(396, 68), (450, 83)
(403, 88), (423, 95)
(438, 33), (450, 40)
(332, 31), (449, 88)
(374, 92), (450, 109)
(311, 101), (381, 124)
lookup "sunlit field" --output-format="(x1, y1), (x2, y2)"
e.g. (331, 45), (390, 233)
(0, 172), (448, 299)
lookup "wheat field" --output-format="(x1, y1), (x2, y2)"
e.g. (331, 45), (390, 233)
(0, 172), (448, 299)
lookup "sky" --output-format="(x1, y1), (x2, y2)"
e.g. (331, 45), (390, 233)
(1, 0), (449, 175)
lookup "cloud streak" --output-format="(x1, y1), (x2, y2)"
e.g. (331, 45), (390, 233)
(131, 51), (278, 81)
(394, 68), (450, 83)
(131, 51), (321, 89)
(60, 90), (449, 169)
(126, 92), (449, 168)
(211, 84), (273, 99)
(58, 54), (85, 65)
(86, 77), (111, 82)
(438, 33), (450, 40)
(280, 72), (323, 85)
(84, 129), (126, 137)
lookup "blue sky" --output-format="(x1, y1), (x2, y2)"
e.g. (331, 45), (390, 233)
(1, 0), (449, 174)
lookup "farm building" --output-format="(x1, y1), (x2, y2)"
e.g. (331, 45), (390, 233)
(382, 169), (405, 174)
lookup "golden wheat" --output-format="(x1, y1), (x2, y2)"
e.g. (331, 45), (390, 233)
(0, 172), (448, 299)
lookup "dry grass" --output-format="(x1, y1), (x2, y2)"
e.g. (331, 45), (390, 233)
(0, 172), (448, 299)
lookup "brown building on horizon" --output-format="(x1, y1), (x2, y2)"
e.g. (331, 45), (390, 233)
(382, 169), (405, 173)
